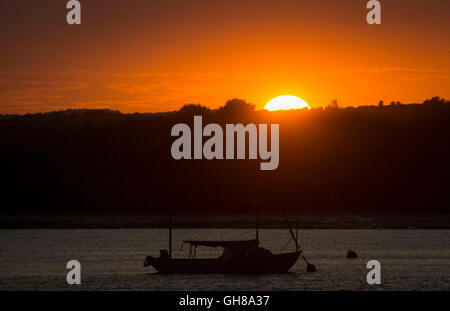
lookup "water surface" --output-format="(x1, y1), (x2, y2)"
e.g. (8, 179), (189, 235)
(0, 229), (449, 290)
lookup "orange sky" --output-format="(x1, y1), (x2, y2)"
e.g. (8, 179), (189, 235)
(0, 0), (449, 114)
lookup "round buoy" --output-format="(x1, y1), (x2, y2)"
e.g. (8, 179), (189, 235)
(346, 250), (358, 258)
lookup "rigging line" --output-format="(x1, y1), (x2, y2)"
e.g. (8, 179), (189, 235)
(283, 213), (300, 252)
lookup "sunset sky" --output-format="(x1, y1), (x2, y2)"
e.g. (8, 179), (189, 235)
(0, 0), (449, 114)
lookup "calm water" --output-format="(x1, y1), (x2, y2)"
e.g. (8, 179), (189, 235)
(0, 229), (449, 290)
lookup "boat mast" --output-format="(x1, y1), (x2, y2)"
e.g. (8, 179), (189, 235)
(256, 213), (259, 243)
(169, 213), (172, 259)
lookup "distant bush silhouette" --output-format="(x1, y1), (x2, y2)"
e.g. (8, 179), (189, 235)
(217, 98), (255, 116)
(423, 96), (449, 105)
(326, 99), (340, 110)
(178, 104), (211, 116)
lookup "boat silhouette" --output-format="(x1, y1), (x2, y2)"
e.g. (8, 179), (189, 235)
(143, 214), (308, 274)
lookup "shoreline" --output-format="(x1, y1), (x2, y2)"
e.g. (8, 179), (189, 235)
(1, 214), (450, 229)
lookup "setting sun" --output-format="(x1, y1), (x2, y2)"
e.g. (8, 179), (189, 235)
(265, 95), (310, 111)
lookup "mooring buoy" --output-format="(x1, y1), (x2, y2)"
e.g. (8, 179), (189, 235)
(346, 250), (358, 258)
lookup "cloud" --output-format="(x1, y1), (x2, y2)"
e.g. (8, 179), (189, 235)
(339, 67), (450, 82)
(0, 70), (220, 114)
(344, 67), (449, 74)
(0, 80), (88, 92)
(396, 74), (449, 82)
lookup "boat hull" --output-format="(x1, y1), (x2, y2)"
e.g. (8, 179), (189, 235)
(145, 251), (301, 274)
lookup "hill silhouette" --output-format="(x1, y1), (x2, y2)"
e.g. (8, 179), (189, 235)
(1, 97), (450, 215)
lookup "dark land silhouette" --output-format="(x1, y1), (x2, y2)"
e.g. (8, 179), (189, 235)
(1, 96), (450, 216)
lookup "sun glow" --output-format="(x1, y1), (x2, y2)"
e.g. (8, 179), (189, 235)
(265, 95), (310, 111)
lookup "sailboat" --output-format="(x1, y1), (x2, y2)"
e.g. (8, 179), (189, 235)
(143, 214), (307, 274)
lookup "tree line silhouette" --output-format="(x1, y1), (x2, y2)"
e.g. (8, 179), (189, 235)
(1, 96), (450, 215)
